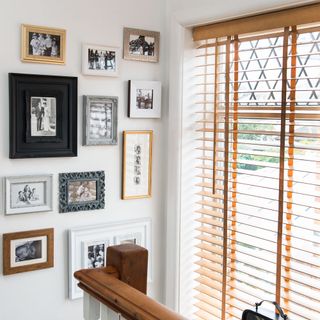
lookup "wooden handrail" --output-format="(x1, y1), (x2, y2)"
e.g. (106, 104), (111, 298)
(74, 244), (186, 320)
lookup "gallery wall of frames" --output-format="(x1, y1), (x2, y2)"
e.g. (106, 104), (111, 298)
(0, 1), (166, 318)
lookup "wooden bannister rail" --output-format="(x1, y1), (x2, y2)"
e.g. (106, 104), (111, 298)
(74, 244), (186, 320)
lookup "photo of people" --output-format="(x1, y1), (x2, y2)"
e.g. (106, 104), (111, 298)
(89, 103), (113, 140)
(129, 35), (155, 56)
(87, 244), (105, 269)
(136, 89), (153, 109)
(30, 97), (56, 137)
(15, 240), (42, 262)
(68, 180), (97, 204)
(87, 49), (116, 71)
(28, 32), (60, 57)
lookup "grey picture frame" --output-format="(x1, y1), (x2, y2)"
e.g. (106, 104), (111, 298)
(59, 171), (105, 213)
(83, 95), (118, 146)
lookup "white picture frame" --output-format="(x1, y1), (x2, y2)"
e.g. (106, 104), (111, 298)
(82, 44), (120, 77)
(69, 217), (151, 300)
(4, 175), (53, 215)
(128, 80), (161, 118)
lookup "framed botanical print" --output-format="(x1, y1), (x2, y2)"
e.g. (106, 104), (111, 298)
(128, 80), (161, 118)
(123, 27), (159, 63)
(9, 73), (77, 158)
(59, 171), (105, 213)
(83, 95), (118, 145)
(4, 175), (53, 215)
(21, 24), (66, 65)
(3, 228), (54, 275)
(122, 131), (153, 199)
(82, 44), (120, 77)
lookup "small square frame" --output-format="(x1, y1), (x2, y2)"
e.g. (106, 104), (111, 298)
(83, 95), (118, 146)
(82, 44), (120, 77)
(4, 175), (53, 215)
(123, 27), (160, 63)
(21, 24), (66, 65)
(3, 228), (54, 275)
(68, 218), (151, 299)
(59, 171), (105, 213)
(128, 80), (161, 118)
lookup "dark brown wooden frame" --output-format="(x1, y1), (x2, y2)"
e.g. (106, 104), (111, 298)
(3, 228), (54, 275)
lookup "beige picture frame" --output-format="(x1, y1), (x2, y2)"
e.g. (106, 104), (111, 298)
(122, 131), (153, 199)
(21, 24), (66, 64)
(123, 27), (159, 63)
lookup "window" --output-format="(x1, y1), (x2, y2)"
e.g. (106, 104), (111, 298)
(189, 5), (320, 320)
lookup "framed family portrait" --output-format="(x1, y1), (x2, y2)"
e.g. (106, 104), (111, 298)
(9, 73), (77, 158)
(83, 95), (118, 146)
(128, 80), (161, 118)
(21, 24), (66, 64)
(59, 171), (105, 213)
(122, 131), (153, 199)
(4, 175), (53, 215)
(3, 228), (54, 275)
(82, 44), (120, 76)
(68, 218), (151, 299)
(123, 27), (159, 63)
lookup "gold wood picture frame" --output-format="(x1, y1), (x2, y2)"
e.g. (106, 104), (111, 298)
(21, 24), (66, 65)
(3, 228), (54, 275)
(123, 27), (159, 63)
(122, 131), (153, 199)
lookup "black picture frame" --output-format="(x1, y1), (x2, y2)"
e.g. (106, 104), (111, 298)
(59, 171), (105, 213)
(9, 73), (78, 158)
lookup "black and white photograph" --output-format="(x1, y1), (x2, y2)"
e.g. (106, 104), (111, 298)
(83, 95), (118, 145)
(128, 81), (161, 118)
(15, 240), (42, 262)
(82, 44), (120, 76)
(5, 175), (53, 215)
(21, 24), (66, 64)
(68, 180), (97, 204)
(59, 171), (105, 213)
(30, 96), (56, 137)
(28, 32), (61, 57)
(123, 27), (160, 62)
(129, 35), (155, 56)
(136, 89), (153, 109)
(134, 144), (142, 185)
(86, 243), (105, 269)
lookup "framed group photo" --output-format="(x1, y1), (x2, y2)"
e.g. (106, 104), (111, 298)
(4, 175), (53, 215)
(21, 24), (66, 65)
(83, 95), (118, 146)
(82, 44), (120, 77)
(122, 131), (153, 200)
(123, 27), (160, 63)
(128, 80), (161, 118)
(3, 228), (54, 275)
(9, 73), (78, 158)
(59, 171), (105, 213)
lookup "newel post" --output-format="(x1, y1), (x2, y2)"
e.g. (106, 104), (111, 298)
(107, 244), (148, 294)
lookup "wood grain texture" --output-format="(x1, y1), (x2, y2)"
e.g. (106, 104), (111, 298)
(3, 228), (54, 275)
(193, 3), (320, 40)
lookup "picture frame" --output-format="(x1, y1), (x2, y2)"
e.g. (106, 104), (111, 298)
(122, 131), (153, 199)
(21, 24), (66, 65)
(83, 95), (118, 146)
(4, 175), (53, 215)
(69, 218), (151, 299)
(123, 27), (160, 63)
(3, 228), (54, 275)
(59, 171), (105, 213)
(9, 73), (78, 159)
(128, 80), (161, 118)
(82, 44), (120, 77)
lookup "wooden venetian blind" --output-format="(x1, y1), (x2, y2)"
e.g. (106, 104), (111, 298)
(192, 6), (320, 320)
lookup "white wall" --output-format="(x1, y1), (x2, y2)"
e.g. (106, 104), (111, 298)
(0, 1), (166, 320)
